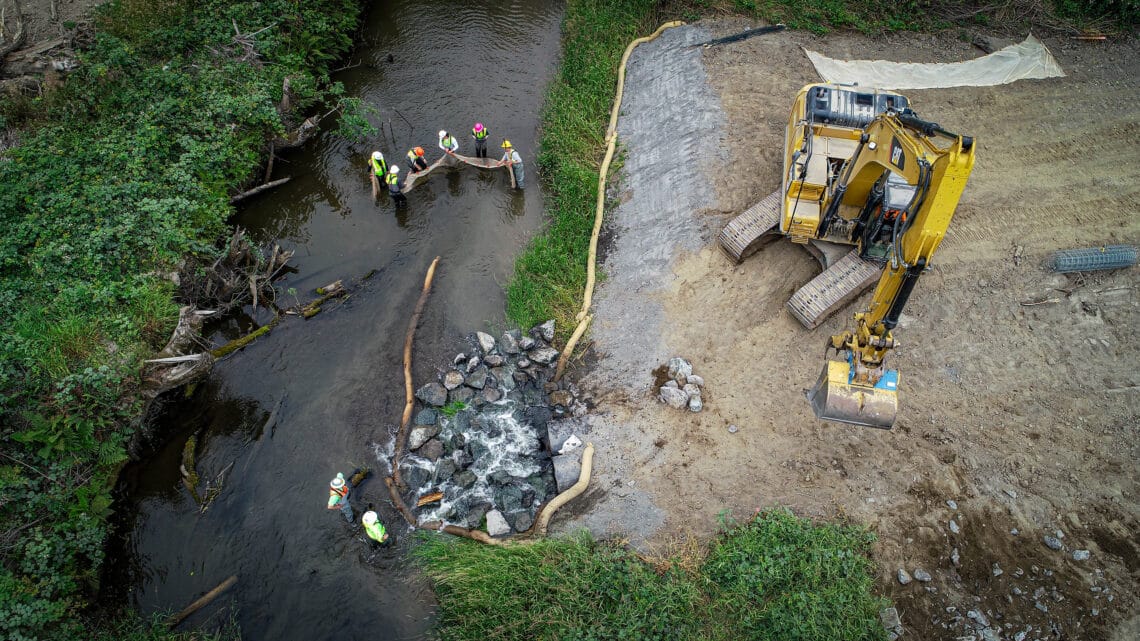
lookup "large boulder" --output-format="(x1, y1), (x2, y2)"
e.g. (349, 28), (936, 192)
(494, 484), (525, 513)
(547, 417), (588, 454)
(419, 439), (445, 462)
(415, 382), (448, 407)
(552, 453), (581, 493)
(453, 469), (477, 489)
(442, 370), (465, 390)
(448, 386), (475, 405)
(466, 502), (492, 529)
(464, 367), (489, 390)
(414, 408), (438, 426)
(475, 331), (496, 354)
(511, 511), (534, 533)
(485, 509), (511, 537)
(482, 387), (502, 403)
(408, 424), (442, 451)
(659, 386), (689, 409)
(465, 355), (482, 373)
(529, 345), (559, 365)
(435, 458), (458, 483)
(519, 336), (536, 351)
(401, 463), (430, 491)
(532, 320), (555, 342)
(667, 357), (693, 383)
(501, 330), (521, 354)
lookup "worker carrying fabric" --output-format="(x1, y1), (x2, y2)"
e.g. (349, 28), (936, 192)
(386, 165), (407, 205)
(362, 510), (389, 546)
(327, 472), (353, 522)
(500, 140), (524, 189)
(406, 146), (429, 173)
(471, 122), (489, 159)
(438, 130), (459, 155)
(369, 151), (388, 178)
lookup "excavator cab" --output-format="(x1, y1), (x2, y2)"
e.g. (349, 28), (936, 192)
(806, 359), (898, 429)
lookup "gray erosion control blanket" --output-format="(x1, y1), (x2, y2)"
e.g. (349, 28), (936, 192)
(805, 34), (1065, 89)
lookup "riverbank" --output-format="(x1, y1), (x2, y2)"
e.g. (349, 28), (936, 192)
(0, 1), (363, 638)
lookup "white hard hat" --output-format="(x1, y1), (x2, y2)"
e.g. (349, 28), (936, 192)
(371, 151), (382, 160)
(330, 475), (345, 489)
(362, 511), (378, 525)
(438, 130), (447, 138)
(390, 165), (400, 174)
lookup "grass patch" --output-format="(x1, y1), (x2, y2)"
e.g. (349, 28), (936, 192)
(416, 509), (887, 640)
(0, 1), (363, 638)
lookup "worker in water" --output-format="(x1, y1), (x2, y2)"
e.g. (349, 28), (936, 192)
(327, 473), (353, 522)
(438, 129), (459, 155)
(362, 510), (389, 546)
(471, 122), (489, 158)
(369, 150), (388, 179)
(386, 165), (407, 205)
(406, 146), (429, 173)
(500, 140), (524, 188)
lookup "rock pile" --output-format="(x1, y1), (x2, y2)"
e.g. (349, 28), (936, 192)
(401, 320), (588, 536)
(657, 356), (705, 412)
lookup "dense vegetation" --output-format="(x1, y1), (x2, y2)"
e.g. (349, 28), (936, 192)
(0, 0), (361, 638)
(417, 509), (887, 641)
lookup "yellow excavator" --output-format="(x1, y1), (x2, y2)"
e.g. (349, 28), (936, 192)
(719, 83), (975, 428)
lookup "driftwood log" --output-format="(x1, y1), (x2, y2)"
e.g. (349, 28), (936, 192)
(167, 575), (238, 629)
(391, 257), (440, 490)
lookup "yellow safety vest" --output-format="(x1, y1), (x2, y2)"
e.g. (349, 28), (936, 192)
(371, 156), (387, 176)
(386, 173), (400, 188)
(472, 128), (487, 140)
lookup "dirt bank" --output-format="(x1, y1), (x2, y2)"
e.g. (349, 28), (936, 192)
(557, 19), (1139, 640)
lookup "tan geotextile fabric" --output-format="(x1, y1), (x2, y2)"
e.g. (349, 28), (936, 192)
(805, 34), (1065, 90)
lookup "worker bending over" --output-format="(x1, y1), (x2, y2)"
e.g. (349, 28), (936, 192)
(500, 140), (524, 188)
(370, 151), (388, 178)
(386, 165), (407, 205)
(438, 130), (459, 155)
(406, 146), (429, 173)
(471, 122), (489, 158)
(327, 473), (353, 522)
(362, 510), (388, 546)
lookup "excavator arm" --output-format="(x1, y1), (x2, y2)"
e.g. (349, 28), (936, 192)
(807, 111), (976, 428)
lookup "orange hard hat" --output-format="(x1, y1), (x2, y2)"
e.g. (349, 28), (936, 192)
(414, 146), (424, 156)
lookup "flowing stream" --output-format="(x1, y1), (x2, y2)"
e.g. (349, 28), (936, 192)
(104, 2), (565, 638)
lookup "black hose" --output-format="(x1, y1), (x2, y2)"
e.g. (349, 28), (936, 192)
(689, 24), (786, 48)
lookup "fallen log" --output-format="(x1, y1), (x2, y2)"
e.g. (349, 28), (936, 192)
(392, 257), (440, 490)
(299, 280), (345, 318)
(210, 315), (281, 359)
(167, 575), (238, 629)
(230, 176), (291, 204)
(416, 491), (443, 507)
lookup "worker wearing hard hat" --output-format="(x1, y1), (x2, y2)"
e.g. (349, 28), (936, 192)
(369, 151), (387, 179)
(500, 140), (524, 189)
(438, 130), (459, 155)
(471, 122), (489, 159)
(327, 472), (353, 522)
(362, 511), (389, 546)
(385, 165), (407, 205)
(406, 146), (429, 173)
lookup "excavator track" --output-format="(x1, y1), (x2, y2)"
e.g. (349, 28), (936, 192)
(786, 250), (881, 329)
(718, 190), (782, 263)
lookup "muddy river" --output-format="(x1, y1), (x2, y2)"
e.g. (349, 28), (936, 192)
(104, 1), (564, 637)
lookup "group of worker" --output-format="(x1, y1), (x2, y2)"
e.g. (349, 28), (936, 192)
(327, 471), (389, 546)
(369, 122), (525, 205)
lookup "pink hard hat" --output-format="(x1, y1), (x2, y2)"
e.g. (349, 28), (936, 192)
(474, 122), (484, 132)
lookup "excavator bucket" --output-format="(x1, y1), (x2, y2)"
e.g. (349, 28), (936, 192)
(806, 360), (898, 429)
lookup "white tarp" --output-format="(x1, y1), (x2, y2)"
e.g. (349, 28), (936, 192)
(805, 34), (1065, 90)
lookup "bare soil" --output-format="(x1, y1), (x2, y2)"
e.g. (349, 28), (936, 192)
(564, 18), (1139, 641)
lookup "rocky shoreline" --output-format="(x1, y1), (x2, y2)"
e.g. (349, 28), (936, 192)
(400, 321), (592, 536)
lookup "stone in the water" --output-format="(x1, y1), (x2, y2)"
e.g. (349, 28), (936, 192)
(913, 568), (932, 582)
(1043, 536), (1063, 551)
(482, 387), (502, 403)
(435, 459), (458, 483)
(1072, 549), (1090, 561)
(414, 408), (438, 425)
(476, 331), (496, 353)
(949, 519), (960, 534)
(468, 439), (490, 463)
(448, 386), (475, 405)
(465, 501), (492, 529)
(530, 346), (559, 365)
(687, 374), (705, 387)
(489, 470), (513, 485)
(946, 499), (958, 510)
(442, 370), (465, 390)
(465, 367), (489, 390)
(533, 320), (555, 342)
(519, 336), (536, 351)
(501, 330), (521, 354)
(486, 509), (511, 536)
(415, 382), (448, 407)
(419, 439), (444, 461)
(667, 357), (693, 383)
(524, 405), (553, 431)
(453, 353), (467, 365)
(453, 470), (477, 489)
(897, 569), (912, 585)
(465, 355), (481, 373)
(512, 511), (534, 533)
(682, 383), (701, 399)
(400, 463), (430, 491)
(951, 548), (960, 566)
(659, 386), (689, 409)
(494, 484), (524, 513)
(408, 424), (442, 451)
(552, 453), (582, 492)
(688, 395), (703, 412)
(484, 354), (505, 367)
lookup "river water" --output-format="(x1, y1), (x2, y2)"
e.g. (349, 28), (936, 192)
(104, 2), (564, 638)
